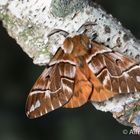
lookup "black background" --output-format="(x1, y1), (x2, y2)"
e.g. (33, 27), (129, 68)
(0, 0), (140, 140)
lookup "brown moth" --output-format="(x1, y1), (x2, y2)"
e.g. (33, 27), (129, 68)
(26, 34), (140, 119)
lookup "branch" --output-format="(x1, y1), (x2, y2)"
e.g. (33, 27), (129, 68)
(1, 0), (140, 132)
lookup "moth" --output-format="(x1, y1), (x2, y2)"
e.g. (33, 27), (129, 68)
(26, 34), (140, 119)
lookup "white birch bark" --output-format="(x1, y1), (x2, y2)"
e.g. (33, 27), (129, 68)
(1, 0), (140, 132)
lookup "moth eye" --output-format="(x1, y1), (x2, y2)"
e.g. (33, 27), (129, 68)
(88, 44), (92, 49)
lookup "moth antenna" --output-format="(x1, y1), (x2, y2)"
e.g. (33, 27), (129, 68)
(47, 29), (69, 38)
(77, 22), (97, 34)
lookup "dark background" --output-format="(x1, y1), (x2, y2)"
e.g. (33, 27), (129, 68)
(0, 0), (140, 140)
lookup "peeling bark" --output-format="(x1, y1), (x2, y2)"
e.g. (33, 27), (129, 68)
(1, 0), (140, 133)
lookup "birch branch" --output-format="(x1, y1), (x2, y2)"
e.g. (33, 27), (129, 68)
(1, 0), (140, 132)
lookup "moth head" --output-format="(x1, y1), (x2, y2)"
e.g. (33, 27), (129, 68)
(63, 37), (74, 54)
(63, 34), (91, 56)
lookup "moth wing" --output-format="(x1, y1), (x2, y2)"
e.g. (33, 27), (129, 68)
(64, 67), (92, 108)
(26, 49), (76, 119)
(89, 69), (117, 102)
(87, 42), (140, 100)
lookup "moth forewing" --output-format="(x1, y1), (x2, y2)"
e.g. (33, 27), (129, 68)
(87, 41), (140, 95)
(26, 50), (76, 119)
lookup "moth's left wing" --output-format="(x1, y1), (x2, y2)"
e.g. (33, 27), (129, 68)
(87, 41), (140, 102)
(26, 48), (76, 119)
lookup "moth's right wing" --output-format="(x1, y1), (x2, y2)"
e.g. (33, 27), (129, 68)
(87, 41), (140, 102)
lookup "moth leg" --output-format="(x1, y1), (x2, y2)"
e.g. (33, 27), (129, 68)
(64, 67), (92, 108)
